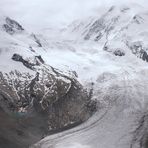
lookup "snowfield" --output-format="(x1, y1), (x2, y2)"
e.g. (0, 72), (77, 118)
(1, 4), (148, 148)
(32, 56), (148, 148)
(32, 4), (148, 148)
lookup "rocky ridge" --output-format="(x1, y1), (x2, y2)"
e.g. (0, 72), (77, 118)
(0, 17), (96, 148)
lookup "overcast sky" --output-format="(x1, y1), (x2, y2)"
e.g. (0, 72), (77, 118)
(0, 0), (147, 31)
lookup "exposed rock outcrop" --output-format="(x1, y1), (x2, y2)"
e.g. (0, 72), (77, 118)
(114, 49), (125, 56)
(31, 34), (42, 47)
(2, 17), (24, 35)
(12, 54), (35, 70)
(131, 114), (148, 148)
(127, 41), (148, 62)
(0, 55), (96, 148)
(12, 54), (45, 70)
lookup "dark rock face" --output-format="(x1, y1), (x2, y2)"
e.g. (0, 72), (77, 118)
(47, 79), (97, 132)
(31, 34), (42, 47)
(5, 17), (24, 31)
(84, 18), (105, 41)
(103, 45), (125, 57)
(0, 59), (96, 147)
(127, 41), (148, 62)
(114, 49), (125, 56)
(3, 17), (24, 35)
(12, 54), (45, 70)
(35, 56), (45, 65)
(0, 106), (48, 148)
(132, 15), (144, 24)
(131, 114), (148, 148)
(12, 54), (35, 70)
(3, 24), (14, 35)
(141, 50), (148, 62)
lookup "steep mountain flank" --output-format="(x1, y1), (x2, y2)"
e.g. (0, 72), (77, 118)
(0, 17), (96, 148)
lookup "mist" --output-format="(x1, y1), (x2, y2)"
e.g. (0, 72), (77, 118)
(0, 0), (147, 31)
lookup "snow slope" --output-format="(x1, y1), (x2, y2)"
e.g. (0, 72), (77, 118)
(0, 16), (98, 148)
(31, 4), (148, 148)
(32, 69), (148, 148)
(1, 4), (148, 148)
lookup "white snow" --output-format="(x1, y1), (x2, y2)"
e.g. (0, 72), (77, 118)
(1, 4), (148, 148)
(31, 4), (148, 148)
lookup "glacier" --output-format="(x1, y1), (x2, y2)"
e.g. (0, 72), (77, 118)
(1, 3), (148, 148)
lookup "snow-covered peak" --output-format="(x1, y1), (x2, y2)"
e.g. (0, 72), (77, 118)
(61, 4), (148, 64)
(0, 16), (25, 35)
(66, 4), (147, 41)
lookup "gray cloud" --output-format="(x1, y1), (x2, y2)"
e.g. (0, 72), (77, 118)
(0, 0), (147, 31)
